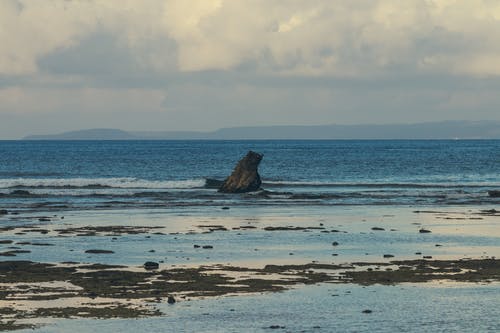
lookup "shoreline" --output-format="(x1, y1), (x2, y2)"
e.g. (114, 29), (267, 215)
(1, 205), (499, 331)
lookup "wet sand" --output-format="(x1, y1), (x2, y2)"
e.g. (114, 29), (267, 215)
(0, 205), (499, 331)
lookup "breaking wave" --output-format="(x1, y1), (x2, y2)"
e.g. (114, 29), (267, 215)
(0, 177), (206, 190)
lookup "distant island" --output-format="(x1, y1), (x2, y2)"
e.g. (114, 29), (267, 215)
(23, 121), (500, 140)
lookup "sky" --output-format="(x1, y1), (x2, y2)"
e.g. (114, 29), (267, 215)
(1, 0), (500, 139)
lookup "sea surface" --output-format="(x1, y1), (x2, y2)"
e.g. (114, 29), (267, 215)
(1, 140), (499, 332)
(1, 140), (499, 211)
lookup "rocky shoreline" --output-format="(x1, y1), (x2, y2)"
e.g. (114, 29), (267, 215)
(1, 258), (499, 331)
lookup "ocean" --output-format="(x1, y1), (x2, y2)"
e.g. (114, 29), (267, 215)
(1, 140), (499, 211)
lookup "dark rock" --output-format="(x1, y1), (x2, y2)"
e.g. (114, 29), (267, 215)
(144, 261), (159, 270)
(419, 229), (432, 233)
(205, 178), (224, 189)
(10, 190), (31, 196)
(85, 249), (114, 254)
(0, 240), (13, 244)
(38, 217), (51, 222)
(332, 241), (339, 246)
(218, 151), (263, 193)
(488, 190), (500, 197)
(269, 325), (285, 329)
(423, 255), (433, 259)
(383, 254), (395, 258)
(194, 244), (200, 248)
(221, 206), (230, 210)
(371, 227), (385, 231)
(0, 209), (8, 215)
(362, 309), (373, 314)
(202, 245), (214, 249)
(167, 296), (176, 304)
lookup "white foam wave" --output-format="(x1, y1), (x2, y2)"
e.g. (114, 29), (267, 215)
(0, 177), (206, 189)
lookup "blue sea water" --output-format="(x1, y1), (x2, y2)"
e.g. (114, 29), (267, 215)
(0, 140), (499, 210)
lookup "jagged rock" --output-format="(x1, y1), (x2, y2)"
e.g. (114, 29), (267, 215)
(219, 151), (263, 193)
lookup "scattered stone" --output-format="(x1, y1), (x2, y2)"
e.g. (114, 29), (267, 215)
(218, 151), (263, 193)
(194, 245), (201, 248)
(488, 190), (500, 197)
(85, 249), (114, 254)
(204, 178), (224, 189)
(423, 255), (433, 259)
(10, 190), (31, 196)
(144, 261), (159, 270)
(202, 245), (214, 249)
(419, 229), (432, 233)
(383, 254), (395, 258)
(371, 227), (385, 231)
(167, 296), (176, 304)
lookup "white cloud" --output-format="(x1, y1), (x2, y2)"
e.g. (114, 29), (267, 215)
(2, 0), (500, 77)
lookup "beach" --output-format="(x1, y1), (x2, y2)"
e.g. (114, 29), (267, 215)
(0, 140), (499, 332)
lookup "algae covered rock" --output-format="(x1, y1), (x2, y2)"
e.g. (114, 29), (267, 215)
(219, 151), (263, 193)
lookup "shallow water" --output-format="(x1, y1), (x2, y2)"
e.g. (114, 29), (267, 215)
(21, 282), (500, 333)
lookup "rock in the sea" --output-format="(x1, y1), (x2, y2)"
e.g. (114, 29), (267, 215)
(488, 190), (500, 197)
(10, 190), (31, 196)
(419, 228), (432, 233)
(0, 209), (7, 215)
(204, 178), (224, 189)
(167, 296), (176, 304)
(144, 261), (159, 270)
(218, 151), (263, 193)
(85, 249), (114, 254)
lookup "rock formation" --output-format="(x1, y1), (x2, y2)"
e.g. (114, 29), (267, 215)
(219, 151), (263, 193)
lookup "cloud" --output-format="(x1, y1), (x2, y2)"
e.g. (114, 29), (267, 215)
(2, 0), (500, 77)
(1, 0), (500, 138)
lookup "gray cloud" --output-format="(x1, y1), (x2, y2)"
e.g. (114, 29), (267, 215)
(1, 0), (500, 139)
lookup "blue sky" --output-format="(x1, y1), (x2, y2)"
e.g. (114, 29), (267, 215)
(1, 0), (500, 138)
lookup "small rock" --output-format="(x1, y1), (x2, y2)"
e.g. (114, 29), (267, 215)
(38, 217), (51, 222)
(362, 309), (373, 314)
(221, 206), (230, 210)
(149, 249), (156, 252)
(488, 190), (500, 197)
(332, 241), (339, 246)
(269, 325), (285, 329)
(144, 261), (159, 270)
(371, 227), (385, 231)
(202, 245), (214, 249)
(415, 252), (422, 255)
(435, 244), (442, 247)
(0, 209), (8, 215)
(383, 254), (394, 258)
(194, 244), (200, 248)
(85, 249), (114, 254)
(167, 296), (176, 304)
(10, 190), (31, 196)
(423, 255), (433, 259)
(419, 229), (432, 233)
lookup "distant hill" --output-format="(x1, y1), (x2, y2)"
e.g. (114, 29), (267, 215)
(24, 128), (137, 140)
(23, 121), (500, 140)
